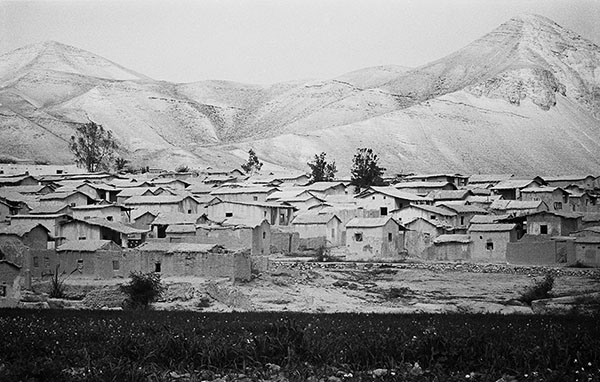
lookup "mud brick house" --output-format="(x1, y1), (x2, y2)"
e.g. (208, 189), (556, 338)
(51, 240), (123, 279)
(468, 223), (518, 262)
(437, 203), (488, 229)
(356, 186), (432, 217)
(0, 223), (51, 265)
(304, 182), (348, 198)
(394, 181), (457, 195)
(572, 237), (600, 267)
(542, 175), (597, 190)
(165, 224), (197, 240)
(150, 212), (206, 238)
(58, 218), (148, 248)
(39, 190), (96, 207)
(0, 260), (22, 302)
(404, 217), (453, 258)
(428, 234), (472, 261)
(467, 174), (514, 187)
(403, 173), (468, 187)
(124, 195), (200, 215)
(0, 174), (39, 187)
(392, 204), (456, 226)
(210, 186), (279, 203)
(345, 217), (405, 260)
(566, 190), (597, 213)
(520, 187), (570, 212)
(489, 200), (549, 216)
(490, 178), (544, 200)
(506, 235), (576, 266)
(289, 212), (343, 248)
(151, 178), (191, 191)
(428, 189), (473, 204)
(115, 186), (174, 204)
(136, 242), (251, 281)
(206, 199), (295, 226)
(29, 203), (72, 216)
(1, 185), (54, 195)
(10, 214), (71, 239)
(525, 211), (582, 236)
(194, 218), (271, 256)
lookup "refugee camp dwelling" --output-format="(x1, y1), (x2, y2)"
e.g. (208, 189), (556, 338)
(124, 195), (200, 215)
(355, 186), (432, 217)
(402, 173), (468, 187)
(525, 211), (583, 236)
(345, 217), (405, 260)
(206, 199), (295, 226)
(194, 218), (271, 256)
(404, 217), (453, 258)
(490, 178), (544, 200)
(468, 223), (518, 262)
(58, 218), (148, 248)
(0, 260), (22, 301)
(290, 212), (343, 248)
(427, 234), (471, 261)
(150, 212), (206, 238)
(436, 203), (488, 229)
(52, 240), (123, 279)
(392, 204), (456, 226)
(394, 181), (457, 195)
(210, 186), (279, 203)
(489, 200), (549, 216)
(39, 190), (95, 207)
(519, 187), (570, 212)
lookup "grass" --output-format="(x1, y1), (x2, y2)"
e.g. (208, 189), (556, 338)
(0, 310), (598, 381)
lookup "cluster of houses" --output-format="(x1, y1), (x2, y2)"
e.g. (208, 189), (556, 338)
(2, 166), (600, 299)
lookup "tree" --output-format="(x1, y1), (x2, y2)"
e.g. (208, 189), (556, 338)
(69, 120), (118, 172)
(120, 271), (166, 310)
(114, 157), (128, 172)
(350, 148), (386, 192)
(307, 152), (337, 183)
(241, 149), (263, 175)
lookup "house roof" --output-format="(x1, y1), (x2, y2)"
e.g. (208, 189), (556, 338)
(71, 204), (125, 211)
(524, 211), (584, 220)
(124, 195), (195, 205)
(211, 186), (278, 195)
(395, 181), (456, 189)
(582, 213), (600, 223)
(0, 259), (21, 269)
(151, 178), (191, 186)
(56, 240), (119, 252)
(39, 190), (93, 201)
(490, 200), (546, 210)
(166, 224), (196, 234)
(575, 237), (600, 244)
(491, 179), (540, 190)
(0, 222), (49, 237)
(208, 199), (295, 209)
(469, 214), (511, 224)
(346, 217), (400, 228)
(542, 175), (594, 182)
(468, 223), (516, 232)
(0, 185), (48, 194)
(438, 204), (487, 214)
(468, 174), (513, 183)
(305, 182), (346, 192)
(404, 173), (467, 180)
(66, 218), (148, 235)
(292, 213), (340, 225)
(520, 187), (566, 194)
(152, 212), (201, 225)
(137, 242), (222, 253)
(29, 203), (71, 214)
(132, 209), (160, 221)
(428, 190), (472, 200)
(402, 204), (456, 217)
(433, 234), (471, 244)
(366, 186), (432, 202)
(0, 174), (37, 185)
(220, 217), (269, 228)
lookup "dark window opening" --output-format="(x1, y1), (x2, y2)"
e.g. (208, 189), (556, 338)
(354, 233), (363, 242)
(262, 232), (266, 239)
(106, 216), (113, 221)
(486, 241), (494, 251)
(380, 207), (388, 216)
(33, 257), (39, 267)
(430, 215), (437, 220)
(388, 232), (393, 242)
(540, 225), (548, 235)
(155, 262), (161, 273)
(0, 285), (6, 297)
(77, 259), (83, 270)
(188, 209), (192, 214)
(225, 212), (233, 217)
(157, 225), (167, 238)
(44, 257), (50, 268)
(460, 216), (465, 225)
(554, 202), (563, 210)
(253, 196), (258, 201)
(112, 260), (120, 270)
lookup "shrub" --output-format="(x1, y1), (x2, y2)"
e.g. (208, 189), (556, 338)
(314, 245), (335, 262)
(175, 165), (190, 173)
(48, 264), (67, 298)
(519, 273), (555, 304)
(120, 271), (166, 310)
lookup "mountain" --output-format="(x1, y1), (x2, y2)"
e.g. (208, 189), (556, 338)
(0, 15), (599, 175)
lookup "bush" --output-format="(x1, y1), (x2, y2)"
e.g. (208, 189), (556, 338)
(120, 271), (166, 310)
(48, 265), (67, 299)
(519, 273), (555, 304)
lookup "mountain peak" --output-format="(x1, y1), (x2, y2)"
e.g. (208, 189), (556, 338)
(0, 40), (152, 82)
(507, 13), (558, 26)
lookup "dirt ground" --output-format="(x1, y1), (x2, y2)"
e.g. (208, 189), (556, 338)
(54, 259), (600, 315)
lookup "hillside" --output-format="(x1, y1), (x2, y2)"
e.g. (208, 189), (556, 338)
(0, 15), (599, 174)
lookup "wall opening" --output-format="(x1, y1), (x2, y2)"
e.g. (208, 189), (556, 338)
(380, 207), (388, 216)
(155, 262), (161, 273)
(540, 224), (548, 234)
(354, 232), (363, 242)
(486, 241), (494, 251)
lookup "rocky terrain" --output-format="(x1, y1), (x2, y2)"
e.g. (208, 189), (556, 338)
(1, 14), (599, 175)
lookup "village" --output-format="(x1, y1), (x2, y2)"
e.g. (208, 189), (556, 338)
(1, 160), (600, 307)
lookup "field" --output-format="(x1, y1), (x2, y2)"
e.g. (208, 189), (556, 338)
(1, 309), (599, 382)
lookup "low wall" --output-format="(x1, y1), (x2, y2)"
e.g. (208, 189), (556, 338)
(298, 236), (326, 250)
(271, 230), (299, 254)
(506, 238), (575, 265)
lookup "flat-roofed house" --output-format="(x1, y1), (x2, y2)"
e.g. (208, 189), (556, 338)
(468, 223), (518, 263)
(345, 217), (405, 260)
(428, 234), (472, 261)
(355, 186), (432, 218)
(290, 212), (343, 248)
(520, 187), (570, 212)
(124, 195), (200, 215)
(206, 199), (295, 227)
(490, 179), (544, 200)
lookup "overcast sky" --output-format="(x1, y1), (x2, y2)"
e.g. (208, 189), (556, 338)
(1, 0), (599, 84)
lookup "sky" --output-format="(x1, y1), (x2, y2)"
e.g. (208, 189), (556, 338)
(1, 0), (599, 84)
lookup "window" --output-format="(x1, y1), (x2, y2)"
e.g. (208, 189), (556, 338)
(56, 170), (63, 174)
(331, 228), (335, 238)
(0, 285), (5, 297)
(430, 215), (437, 220)
(155, 262), (161, 273)
(388, 232), (393, 242)
(44, 257), (50, 268)
(33, 257), (39, 267)
(486, 241), (494, 251)
(70, 202), (76, 207)
(77, 259), (83, 271)
(264, 211), (267, 217)
(279, 213), (286, 225)
(380, 207), (388, 216)
(253, 196), (258, 201)
(372, 196), (375, 200)
(540, 224), (548, 234)
(188, 209), (192, 214)
(112, 260), (120, 270)
(460, 216), (465, 225)
(225, 212), (233, 217)
(79, 236), (86, 240)
(106, 216), (113, 221)
(383, 196), (386, 199)
(554, 202), (562, 210)
(262, 232), (266, 239)
(354, 232), (363, 242)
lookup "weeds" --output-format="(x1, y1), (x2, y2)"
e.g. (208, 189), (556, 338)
(519, 273), (555, 305)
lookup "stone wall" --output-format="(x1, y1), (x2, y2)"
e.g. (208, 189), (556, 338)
(506, 236), (575, 265)
(271, 230), (299, 254)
